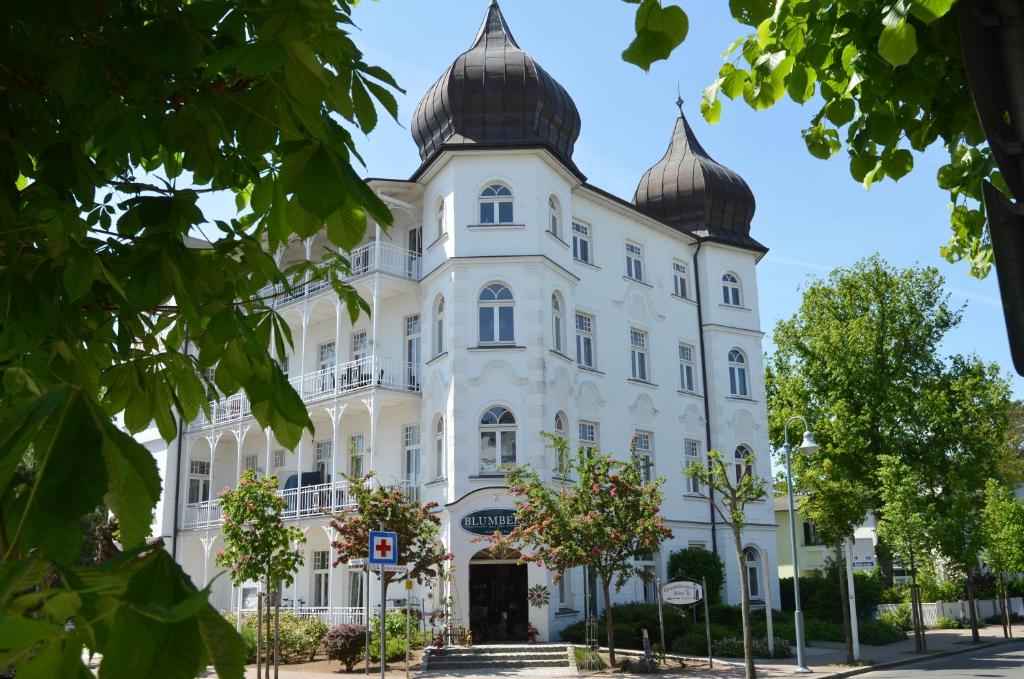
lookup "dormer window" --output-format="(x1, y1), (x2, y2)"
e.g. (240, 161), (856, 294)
(479, 184), (513, 224)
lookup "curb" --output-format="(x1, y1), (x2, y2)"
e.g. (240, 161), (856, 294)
(810, 636), (1024, 678)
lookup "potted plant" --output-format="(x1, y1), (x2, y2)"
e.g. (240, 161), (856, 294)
(527, 622), (540, 643)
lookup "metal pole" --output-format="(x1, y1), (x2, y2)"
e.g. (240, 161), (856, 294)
(784, 416), (812, 673)
(256, 592), (263, 679)
(274, 595), (280, 679)
(365, 567), (370, 675)
(380, 565), (386, 679)
(655, 577), (665, 658)
(702, 577), (713, 669)
(844, 539), (860, 660)
(405, 583), (411, 679)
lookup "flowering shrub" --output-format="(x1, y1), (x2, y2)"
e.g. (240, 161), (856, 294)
(323, 624), (367, 671)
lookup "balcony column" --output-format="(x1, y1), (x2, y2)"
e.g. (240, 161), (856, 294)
(264, 429), (273, 477)
(200, 533), (217, 588)
(327, 404), (346, 491)
(321, 525), (336, 617)
(234, 426), (242, 482)
(181, 436), (194, 528)
(206, 432), (221, 511)
(363, 396), (377, 482)
(334, 299), (342, 396)
(297, 301), (310, 501)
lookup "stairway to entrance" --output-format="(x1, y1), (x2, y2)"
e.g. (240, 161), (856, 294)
(422, 643), (573, 671)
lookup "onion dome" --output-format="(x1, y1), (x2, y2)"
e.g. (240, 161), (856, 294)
(633, 101), (762, 251)
(411, 0), (582, 174)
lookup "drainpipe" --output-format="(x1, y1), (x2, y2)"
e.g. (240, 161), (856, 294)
(171, 337), (189, 559)
(691, 240), (717, 555)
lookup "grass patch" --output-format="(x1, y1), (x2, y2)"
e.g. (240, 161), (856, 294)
(574, 647), (605, 671)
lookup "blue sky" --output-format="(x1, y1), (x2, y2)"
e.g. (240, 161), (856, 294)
(342, 0), (1019, 397)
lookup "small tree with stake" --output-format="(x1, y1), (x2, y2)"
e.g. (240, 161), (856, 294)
(981, 478), (1024, 638)
(329, 473), (451, 668)
(215, 470), (305, 679)
(493, 434), (672, 666)
(685, 449), (768, 679)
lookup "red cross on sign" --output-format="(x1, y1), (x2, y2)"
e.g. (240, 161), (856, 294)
(369, 530), (398, 565)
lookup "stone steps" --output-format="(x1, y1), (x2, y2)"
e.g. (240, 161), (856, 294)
(423, 643), (572, 671)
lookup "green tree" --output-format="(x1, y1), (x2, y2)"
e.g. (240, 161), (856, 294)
(981, 479), (1024, 637)
(495, 435), (672, 665)
(1, 0), (399, 675)
(667, 547), (725, 605)
(767, 256), (1011, 586)
(622, 0), (1001, 278)
(876, 456), (933, 652)
(215, 470), (305, 678)
(686, 448), (768, 679)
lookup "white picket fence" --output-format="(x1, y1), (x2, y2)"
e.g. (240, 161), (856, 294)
(876, 597), (1024, 627)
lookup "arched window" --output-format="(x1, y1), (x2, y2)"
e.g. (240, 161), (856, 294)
(432, 416), (445, 480)
(435, 198), (446, 240)
(734, 445), (754, 483)
(548, 195), (561, 237)
(744, 547), (762, 599)
(478, 283), (514, 344)
(722, 272), (742, 306)
(554, 411), (568, 476)
(479, 406), (517, 472)
(433, 296), (445, 356)
(479, 184), (513, 224)
(728, 348), (749, 397)
(551, 292), (565, 353)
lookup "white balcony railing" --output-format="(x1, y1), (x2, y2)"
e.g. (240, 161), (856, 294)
(181, 479), (414, 530)
(189, 357), (418, 431)
(258, 241), (421, 310)
(238, 602), (422, 626)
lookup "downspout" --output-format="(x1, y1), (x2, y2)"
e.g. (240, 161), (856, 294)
(171, 337), (189, 559)
(692, 240), (717, 555)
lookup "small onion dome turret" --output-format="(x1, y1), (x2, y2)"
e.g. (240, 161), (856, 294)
(633, 104), (762, 251)
(411, 0), (582, 174)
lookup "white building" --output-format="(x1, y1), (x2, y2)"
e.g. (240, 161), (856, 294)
(152, 1), (779, 643)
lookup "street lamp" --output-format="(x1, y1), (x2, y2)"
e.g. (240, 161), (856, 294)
(780, 416), (819, 674)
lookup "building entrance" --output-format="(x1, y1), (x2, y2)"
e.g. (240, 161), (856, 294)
(468, 548), (529, 642)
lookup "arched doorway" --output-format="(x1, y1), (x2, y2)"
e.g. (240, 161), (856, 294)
(469, 547), (529, 642)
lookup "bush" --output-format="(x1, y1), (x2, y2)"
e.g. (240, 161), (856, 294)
(573, 647), (605, 670)
(235, 612), (330, 663)
(560, 603), (690, 649)
(240, 625), (257, 663)
(934, 616), (963, 629)
(803, 619), (845, 642)
(667, 548), (726, 605)
(857, 619), (906, 645)
(779, 566), (883, 623)
(368, 610), (426, 662)
(712, 636), (790, 659)
(323, 624), (367, 671)
(881, 586), (910, 604)
(877, 603), (912, 631)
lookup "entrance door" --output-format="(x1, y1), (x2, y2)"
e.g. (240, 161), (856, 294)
(469, 559), (529, 642)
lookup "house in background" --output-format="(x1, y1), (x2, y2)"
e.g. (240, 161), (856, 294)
(775, 496), (878, 579)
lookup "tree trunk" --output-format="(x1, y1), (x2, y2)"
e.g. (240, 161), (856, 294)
(909, 574), (923, 654)
(836, 546), (854, 663)
(602, 576), (616, 666)
(733, 527), (756, 679)
(266, 583), (273, 679)
(1001, 577), (1012, 639)
(966, 571), (980, 643)
(875, 536), (895, 589)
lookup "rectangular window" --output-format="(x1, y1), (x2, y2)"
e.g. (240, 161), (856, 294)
(433, 421), (445, 481)
(579, 421), (598, 453)
(315, 440), (332, 482)
(188, 460), (210, 504)
(349, 434), (364, 477)
(404, 424), (420, 498)
(318, 341), (335, 371)
(274, 450), (285, 469)
(804, 521), (824, 546)
(558, 568), (571, 609)
(190, 460), (210, 476)
(673, 260), (688, 298)
(244, 454), (257, 472)
(575, 312), (595, 368)
(625, 241), (644, 281)
(313, 550), (329, 571)
(351, 331), (367, 362)
(572, 221), (592, 263)
(685, 439), (701, 494)
(633, 431), (653, 483)
(348, 572), (364, 608)
(678, 343), (695, 392)
(688, 541), (707, 550)
(630, 328), (649, 382)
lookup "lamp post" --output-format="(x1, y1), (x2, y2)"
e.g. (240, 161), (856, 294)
(780, 415), (819, 674)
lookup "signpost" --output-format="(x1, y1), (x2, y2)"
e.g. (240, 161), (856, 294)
(660, 578), (712, 668)
(369, 530), (399, 679)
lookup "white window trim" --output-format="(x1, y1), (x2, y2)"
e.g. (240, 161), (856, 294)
(625, 240), (645, 282)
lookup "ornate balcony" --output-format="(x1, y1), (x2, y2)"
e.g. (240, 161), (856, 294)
(181, 479), (414, 530)
(188, 356), (419, 432)
(259, 241), (421, 310)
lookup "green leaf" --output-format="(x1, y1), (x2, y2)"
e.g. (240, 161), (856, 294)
(786, 66), (816, 103)
(720, 64), (748, 99)
(236, 40), (285, 76)
(350, 76), (378, 134)
(802, 124), (841, 159)
(622, 0), (689, 71)
(878, 20), (918, 67)
(296, 145), (347, 219)
(701, 97), (722, 124)
(824, 98), (855, 126)
(882, 148), (914, 180)
(910, 0), (955, 24)
(729, 0), (773, 26)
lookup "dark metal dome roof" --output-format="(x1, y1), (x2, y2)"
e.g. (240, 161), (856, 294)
(633, 107), (762, 251)
(411, 0), (582, 173)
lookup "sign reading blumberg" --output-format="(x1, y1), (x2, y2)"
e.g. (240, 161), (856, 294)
(460, 508), (519, 536)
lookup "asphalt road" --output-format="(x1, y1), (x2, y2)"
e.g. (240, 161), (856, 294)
(860, 643), (1024, 678)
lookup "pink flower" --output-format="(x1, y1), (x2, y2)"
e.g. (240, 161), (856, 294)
(591, 547), (601, 555)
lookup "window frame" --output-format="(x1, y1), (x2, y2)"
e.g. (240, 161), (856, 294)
(432, 416), (446, 481)
(633, 430), (654, 483)
(433, 296), (445, 357)
(572, 220), (592, 264)
(548, 195), (561, 238)
(728, 348), (750, 397)
(478, 183), (514, 225)
(630, 327), (650, 382)
(554, 411), (569, 476)
(435, 197), (446, 240)
(678, 342), (696, 392)
(575, 311), (595, 368)
(551, 292), (565, 354)
(478, 405), (518, 473)
(578, 420), (598, 454)
(673, 259), (689, 298)
(625, 240), (645, 282)
(478, 283), (515, 345)
(684, 439), (702, 494)
(722, 272), (742, 307)
(734, 444), (754, 483)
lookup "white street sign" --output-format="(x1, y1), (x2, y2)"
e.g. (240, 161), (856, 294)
(376, 564), (407, 573)
(662, 580), (703, 605)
